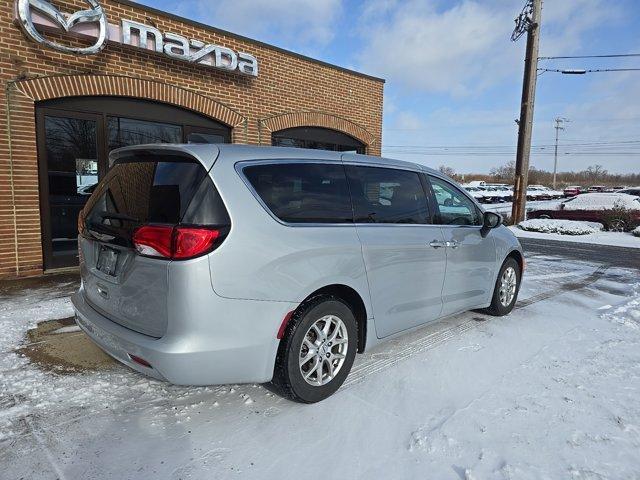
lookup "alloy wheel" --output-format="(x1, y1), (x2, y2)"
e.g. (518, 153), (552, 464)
(499, 266), (517, 307)
(299, 315), (348, 386)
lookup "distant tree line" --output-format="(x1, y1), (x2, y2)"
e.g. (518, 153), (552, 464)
(440, 162), (640, 187)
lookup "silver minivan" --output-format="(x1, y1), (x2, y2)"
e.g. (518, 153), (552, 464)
(72, 144), (523, 403)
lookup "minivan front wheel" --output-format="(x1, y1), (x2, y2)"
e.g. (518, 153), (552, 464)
(271, 295), (357, 403)
(483, 257), (521, 316)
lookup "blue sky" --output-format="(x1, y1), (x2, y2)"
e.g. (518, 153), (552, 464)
(135, 0), (640, 174)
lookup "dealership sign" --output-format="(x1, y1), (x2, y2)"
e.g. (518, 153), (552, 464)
(16, 0), (259, 76)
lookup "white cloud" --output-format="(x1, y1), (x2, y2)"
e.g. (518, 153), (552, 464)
(532, 68), (640, 174)
(539, 0), (622, 56)
(356, 0), (621, 97)
(174, 0), (342, 48)
(393, 111), (425, 130)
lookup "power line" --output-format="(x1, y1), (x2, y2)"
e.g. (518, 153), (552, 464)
(384, 140), (640, 149)
(539, 53), (640, 60)
(386, 121), (640, 132)
(538, 67), (640, 74)
(380, 151), (640, 156)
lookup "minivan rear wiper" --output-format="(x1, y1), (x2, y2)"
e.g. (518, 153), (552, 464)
(98, 211), (139, 222)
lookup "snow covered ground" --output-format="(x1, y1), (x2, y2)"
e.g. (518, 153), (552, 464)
(2, 255), (640, 479)
(518, 219), (604, 236)
(483, 199), (562, 216)
(510, 226), (640, 249)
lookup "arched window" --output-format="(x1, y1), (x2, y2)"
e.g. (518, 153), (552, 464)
(272, 127), (365, 154)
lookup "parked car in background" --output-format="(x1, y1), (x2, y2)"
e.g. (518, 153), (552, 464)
(462, 185), (487, 203)
(563, 186), (583, 197)
(617, 187), (640, 197)
(528, 192), (640, 231)
(480, 185), (512, 203)
(488, 184), (514, 202)
(465, 185), (500, 204)
(527, 185), (564, 200)
(72, 144), (524, 403)
(465, 180), (486, 188)
(587, 185), (606, 193)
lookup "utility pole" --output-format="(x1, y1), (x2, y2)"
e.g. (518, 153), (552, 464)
(552, 117), (567, 189)
(510, 0), (542, 224)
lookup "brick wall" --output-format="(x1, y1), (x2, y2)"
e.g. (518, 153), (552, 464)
(0, 0), (384, 278)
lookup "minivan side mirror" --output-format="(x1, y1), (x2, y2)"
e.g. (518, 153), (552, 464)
(481, 211), (502, 237)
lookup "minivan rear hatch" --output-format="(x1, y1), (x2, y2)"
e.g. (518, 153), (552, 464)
(79, 148), (229, 337)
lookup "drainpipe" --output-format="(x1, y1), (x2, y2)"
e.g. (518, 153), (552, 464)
(5, 80), (19, 276)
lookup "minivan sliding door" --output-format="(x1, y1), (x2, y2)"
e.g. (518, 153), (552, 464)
(345, 165), (446, 338)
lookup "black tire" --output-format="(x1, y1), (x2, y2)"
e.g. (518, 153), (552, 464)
(482, 257), (521, 316)
(270, 295), (358, 403)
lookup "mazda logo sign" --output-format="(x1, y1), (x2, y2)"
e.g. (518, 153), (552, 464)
(17, 0), (108, 55)
(15, 0), (258, 76)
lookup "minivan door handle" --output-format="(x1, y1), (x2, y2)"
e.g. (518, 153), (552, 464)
(429, 240), (446, 249)
(446, 240), (459, 249)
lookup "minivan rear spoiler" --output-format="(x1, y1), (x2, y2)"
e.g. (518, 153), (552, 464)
(109, 144), (221, 171)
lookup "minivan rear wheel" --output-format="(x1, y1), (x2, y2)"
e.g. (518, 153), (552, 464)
(271, 295), (357, 403)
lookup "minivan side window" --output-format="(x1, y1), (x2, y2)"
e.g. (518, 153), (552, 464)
(243, 163), (352, 223)
(428, 176), (481, 226)
(345, 165), (430, 224)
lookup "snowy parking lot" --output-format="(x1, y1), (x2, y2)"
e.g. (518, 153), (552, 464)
(2, 249), (640, 479)
(483, 198), (563, 216)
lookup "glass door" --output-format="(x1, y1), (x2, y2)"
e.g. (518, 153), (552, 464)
(36, 97), (232, 270)
(37, 110), (104, 270)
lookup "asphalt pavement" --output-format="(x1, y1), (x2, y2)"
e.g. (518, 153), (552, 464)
(519, 237), (640, 269)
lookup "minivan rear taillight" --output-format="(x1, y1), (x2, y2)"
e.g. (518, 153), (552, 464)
(173, 227), (220, 259)
(133, 225), (222, 260)
(133, 225), (173, 258)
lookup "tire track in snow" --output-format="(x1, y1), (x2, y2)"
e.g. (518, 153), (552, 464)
(514, 265), (608, 310)
(343, 317), (476, 389)
(342, 265), (609, 389)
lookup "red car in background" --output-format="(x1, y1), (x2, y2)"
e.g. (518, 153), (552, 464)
(528, 193), (640, 231)
(563, 186), (582, 197)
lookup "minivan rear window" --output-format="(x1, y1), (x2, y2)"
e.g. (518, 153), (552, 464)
(82, 152), (229, 246)
(243, 163), (353, 223)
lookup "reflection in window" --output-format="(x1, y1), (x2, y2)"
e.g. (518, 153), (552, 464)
(346, 166), (430, 224)
(187, 132), (226, 144)
(108, 117), (182, 151)
(429, 176), (481, 226)
(272, 127), (365, 154)
(44, 116), (98, 257)
(243, 163), (353, 223)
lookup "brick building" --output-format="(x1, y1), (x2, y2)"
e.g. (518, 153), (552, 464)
(0, 0), (384, 278)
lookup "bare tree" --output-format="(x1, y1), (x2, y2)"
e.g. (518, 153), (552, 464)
(438, 165), (456, 178)
(584, 164), (608, 182)
(490, 160), (516, 181)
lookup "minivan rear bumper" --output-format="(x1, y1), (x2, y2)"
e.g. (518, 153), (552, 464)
(71, 287), (295, 385)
